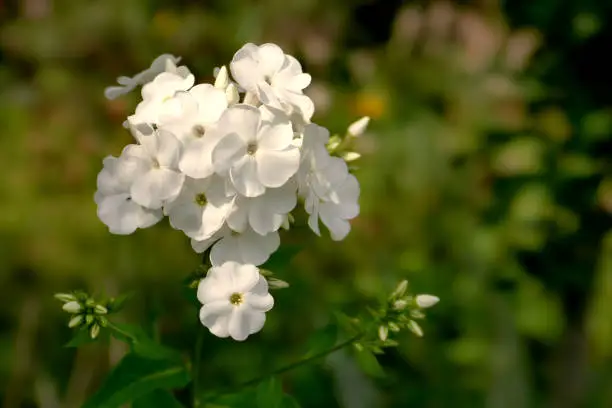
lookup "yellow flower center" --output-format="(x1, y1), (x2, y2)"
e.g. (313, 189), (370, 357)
(229, 292), (243, 305)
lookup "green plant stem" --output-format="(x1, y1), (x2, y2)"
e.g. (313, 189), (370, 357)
(204, 333), (363, 402)
(193, 327), (205, 408)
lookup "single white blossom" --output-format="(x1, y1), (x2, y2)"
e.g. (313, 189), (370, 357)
(94, 154), (162, 234)
(191, 226), (280, 266)
(212, 105), (299, 197)
(198, 261), (274, 341)
(226, 180), (298, 235)
(230, 43), (314, 121)
(124, 126), (185, 209)
(104, 54), (190, 100)
(415, 295), (440, 309)
(305, 167), (360, 241)
(164, 176), (233, 240)
(127, 71), (195, 126)
(158, 84), (228, 146)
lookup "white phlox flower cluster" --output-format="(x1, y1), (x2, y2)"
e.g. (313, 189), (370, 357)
(97, 43), (368, 341)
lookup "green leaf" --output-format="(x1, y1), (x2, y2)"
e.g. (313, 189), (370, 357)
(109, 322), (181, 361)
(105, 291), (135, 314)
(65, 326), (108, 347)
(82, 353), (190, 408)
(256, 377), (284, 408)
(133, 389), (185, 408)
(281, 394), (301, 408)
(354, 349), (385, 378)
(304, 324), (337, 357)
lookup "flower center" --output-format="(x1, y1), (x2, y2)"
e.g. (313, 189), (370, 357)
(194, 193), (207, 207)
(151, 158), (160, 169)
(192, 124), (206, 138)
(230, 230), (240, 237)
(229, 292), (243, 305)
(246, 142), (258, 155)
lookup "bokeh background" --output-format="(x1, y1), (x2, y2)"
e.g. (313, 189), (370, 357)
(2, 0), (612, 407)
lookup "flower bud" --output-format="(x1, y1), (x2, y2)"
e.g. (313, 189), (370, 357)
(388, 322), (400, 332)
(214, 66), (229, 89)
(85, 315), (94, 325)
(226, 83), (240, 105)
(243, 91), (259, 106)
(62, 301), (82, 314)
(416, 295), (440, 309)
(407, 320), (423, 337)
(94, 305), (108, 315)
(68, 315), (83, 328)
(267, 278), (290, 289)
(342, 152), (361, 162)
(390, 280), (409, 299)
(378, 325), (389, 341)
(347, 116), (370, 137)
(90, 324), (101, 340)
(327, 135), (341, 151)
(98, 316), (109, 327)
(54, 293), (75, 303)
(393, 299), (408, 310)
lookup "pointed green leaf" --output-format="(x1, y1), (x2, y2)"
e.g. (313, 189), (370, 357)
(354, 349), (385, 378)
(133, 389), (185, 408)
(256, 377), (283, 408)
(82, 353), (190, 408)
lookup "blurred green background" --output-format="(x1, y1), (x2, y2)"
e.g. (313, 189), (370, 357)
(2, 0), (612, 407)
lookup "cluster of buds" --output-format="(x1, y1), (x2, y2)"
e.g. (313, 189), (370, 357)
(354, 280), (439, 353)
(54, 292), (115, 339)
(326, 116), (370, 164)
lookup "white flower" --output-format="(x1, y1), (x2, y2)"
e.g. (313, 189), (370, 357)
(301, 155), (360, 241)
(230, 43), (314, 121)
(158, 84), (228, 146)
(104, 54), (190, 100)
(212, 105), (300, 197)
(124, 126), (185, 209)
(347, 116), (370, 137)
(127, 71), (195, 126)
(226, 180), (297, 235)
(94, 154), (162, 234)
(299, 123), (331, 165)
(191, 226), (280, 266)
(198, 261), (274, 341)
(164, 176), (233, 240)
(415, 295), (440, 309)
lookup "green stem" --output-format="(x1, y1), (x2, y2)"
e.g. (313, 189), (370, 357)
(205, 333), (363, 402)
(193, 328), (205, 408)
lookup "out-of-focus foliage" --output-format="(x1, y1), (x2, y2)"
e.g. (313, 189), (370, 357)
(1, 0), (611, 407)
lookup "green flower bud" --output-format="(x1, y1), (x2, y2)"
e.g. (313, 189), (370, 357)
(378, 325), (389, 341)
(54, 293), (76, 303)
(68, 315), (83, 328)
(90, 324), (101, 340)
(62, 301), (82, 314)
(94, 305), (108, 315)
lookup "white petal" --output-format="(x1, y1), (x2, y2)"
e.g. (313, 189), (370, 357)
(227, 199), (249, 232)
(131, 169), (184, 208)
(153, 129), (182, 168)
(246, 311), (267, 335)
(212, 133), (246, 174)
(256, 148), (300, 188)
(229, 263), (260, 293)
(189, 84), (228, 123)
(257, 120), (294, 151)
(179, 138), (216, 179)
(210, 236), (239, 265)
(238, 230), (280, 266)
(246, 292), (274, 312)
(200, 301), (233, 337)
(230, 156), (266, 197)
(228, 309), (251, 341)
(97, 194), (162, 234)
(319, 212), (351, 241)
(307, 211), (321, 236)
(197, 276), (232, 304)
(230, 43), (261, 92)
(257, 43), (286, 76)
